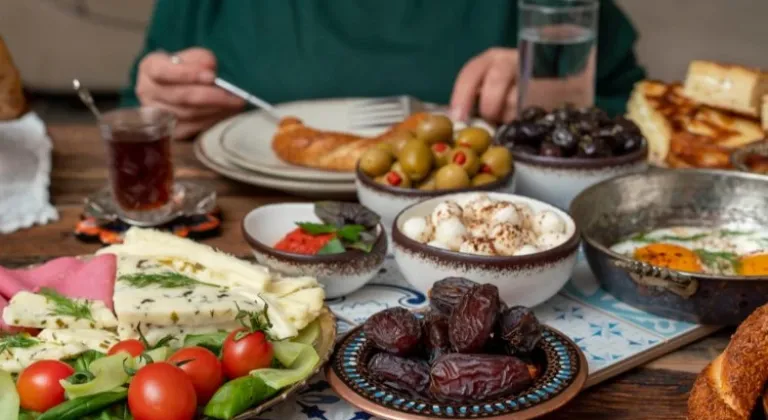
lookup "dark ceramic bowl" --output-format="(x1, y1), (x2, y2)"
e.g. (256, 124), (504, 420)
(570, 169), (768, 325)
(509, 140), (648, 210)
(392, 192), (580, 307)
(242, 203), (388, 298)
(731, 139), (768, 174)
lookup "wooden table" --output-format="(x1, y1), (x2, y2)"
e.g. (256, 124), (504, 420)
(0, 125), (730, 419)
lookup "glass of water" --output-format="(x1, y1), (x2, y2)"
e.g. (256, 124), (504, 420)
(517, 0), (599, 113)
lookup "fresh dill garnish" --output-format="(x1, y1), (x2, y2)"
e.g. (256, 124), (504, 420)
(630, 232), (708, 243)
(119, 272), (218, 288)
(0, 334), (39, 356)
(719, 229), (754, 237)
(694, 249), (741, 273)
(39, 288), (94, 321)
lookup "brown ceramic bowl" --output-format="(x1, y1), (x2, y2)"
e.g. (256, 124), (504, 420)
(242, 203), (387, 298)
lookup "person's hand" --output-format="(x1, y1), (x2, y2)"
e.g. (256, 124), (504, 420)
(135, 48), (245, 140)
(450, 48), (519, 124)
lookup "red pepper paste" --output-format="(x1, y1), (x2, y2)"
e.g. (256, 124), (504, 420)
(274, 228), (335, 255)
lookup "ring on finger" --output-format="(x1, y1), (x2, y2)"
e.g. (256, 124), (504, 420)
(170, 55), (182, 65)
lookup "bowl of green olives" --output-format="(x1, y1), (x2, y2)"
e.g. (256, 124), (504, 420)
(355, 113), (516, 239)
(496, 105), (649, 210)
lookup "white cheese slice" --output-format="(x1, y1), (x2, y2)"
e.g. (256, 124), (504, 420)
(0, 341), (87, 373)
(2, 291), (118, 330)
(266, 276), (319, 297)
(117, 322), (241, 346)
(37, 329), (120, 353)
(113, 258), (298, 339)
(98, 227), (272, 292)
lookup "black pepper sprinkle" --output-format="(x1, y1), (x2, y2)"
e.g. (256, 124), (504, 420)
(140, 299), (155, 305)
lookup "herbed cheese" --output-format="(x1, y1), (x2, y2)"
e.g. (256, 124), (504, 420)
(117, 322), (241, 346)
(37, 329), (120, 353)
(0, 340), (87, 373)
(2, 291), (118, 330)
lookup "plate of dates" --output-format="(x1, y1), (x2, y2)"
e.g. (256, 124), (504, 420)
(327, 278), (587, 419)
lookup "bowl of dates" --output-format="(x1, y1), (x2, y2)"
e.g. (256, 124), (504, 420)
(356, 113), (516, 238)
(326, 278), (587, 419)
(391, 192), (580, 307)
(496, 105), (648, 209)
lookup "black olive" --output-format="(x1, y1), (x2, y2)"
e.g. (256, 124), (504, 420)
(577, 136), (612, 158)
(551, 126), (578, 154)
(539, 142), (564, 157)
(520, 107), (547, 122)
(518, 122), (548, 144)
(495, 121), (522, 147)
(618, 132), (643, 153)
(537, 113), (557, 128)
(614, 116), (641, 134)
(510, 144), (538, 155)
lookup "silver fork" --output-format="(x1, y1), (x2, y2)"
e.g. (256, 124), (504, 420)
(349, 95), (429, 129)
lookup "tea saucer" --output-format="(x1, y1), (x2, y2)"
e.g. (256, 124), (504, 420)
(84, 181), (217, 227)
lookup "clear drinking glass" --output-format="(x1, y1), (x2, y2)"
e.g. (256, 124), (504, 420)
(99, 107), (176, 226)
(517, 0), (599, 113)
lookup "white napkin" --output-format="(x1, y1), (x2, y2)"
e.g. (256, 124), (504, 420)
(0, 113), (58, 233)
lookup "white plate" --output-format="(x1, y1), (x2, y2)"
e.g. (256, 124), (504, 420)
(219, 99), (391, 182)
(195, 118), (357, 198)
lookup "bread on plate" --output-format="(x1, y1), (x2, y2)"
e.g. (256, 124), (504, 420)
(0, 35), (26, 120)
(683, 60), (768, 118)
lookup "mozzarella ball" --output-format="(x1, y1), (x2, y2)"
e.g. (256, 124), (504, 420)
(490, 203), (524, 227)
(466, 220), (492, 239)
(533, 210), (566, 235)
(427, 240), (451, 250)
(490, 223), (526, 256)
(459, 238), (496, 256)
(514, 244), (540, 256)
(431, 201), (463, 227)
(462, 194), (495, 221)
(402, 217), (433, 243)
(538, 232), (568, 250)
(434, 217), (467, 251)
(514, 203), (534, 229)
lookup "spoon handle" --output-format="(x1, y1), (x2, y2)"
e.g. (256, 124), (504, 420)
(72, 79), (103, 121)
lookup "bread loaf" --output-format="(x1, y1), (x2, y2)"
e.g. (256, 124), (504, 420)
(683, 60), (768, 118)
(0, 35), (26, 120)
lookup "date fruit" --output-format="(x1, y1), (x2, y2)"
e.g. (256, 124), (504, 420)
(449, 284), (500, 353)
(367, 352), (430, 396)
(430, 353), (533, 402)
(424, 312), (451, 363)
(498, 306), (542, 354)
(364, 307), (422, 356)
(428, 277), (478, 315)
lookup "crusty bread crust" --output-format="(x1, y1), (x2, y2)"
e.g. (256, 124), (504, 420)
(688, 304), (768, 419)
(271, 113), (426, 172)
(762, 95), (768, 132)
(683, 60), (768, 118)
(0, 35), (26, 120)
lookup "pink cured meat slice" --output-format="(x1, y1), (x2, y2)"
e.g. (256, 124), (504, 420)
(0, 295), (8, 330)
(0, 257), (83, 299)
(32, 254), (117, 310)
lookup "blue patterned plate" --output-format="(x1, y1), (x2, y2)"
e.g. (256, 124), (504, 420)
(327, 321), (587, 420)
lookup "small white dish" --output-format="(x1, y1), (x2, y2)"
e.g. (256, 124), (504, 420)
(512, 145), (648, 210)
(392, 192), (579, 306)
(242, 203), (387, 298)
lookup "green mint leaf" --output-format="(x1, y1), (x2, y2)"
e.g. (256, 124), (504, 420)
(316, 238), (346, 255)
(337, 224), (365, 242)
(39, 288), (94, 321)
(296, 222), (338, 235)
(346, 241), (374, 253)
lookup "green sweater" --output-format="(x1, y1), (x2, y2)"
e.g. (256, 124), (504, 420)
(121, 0), (645, 116)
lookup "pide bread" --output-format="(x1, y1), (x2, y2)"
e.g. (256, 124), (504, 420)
(0, 35), (26, 120)
(683, 60), (768, 118)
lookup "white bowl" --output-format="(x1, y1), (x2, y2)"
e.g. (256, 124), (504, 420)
(242, 203), (387, 298)
(392, 192), (579, 307)
(512, 145), (648, 210)
(356, 166), (516, 240)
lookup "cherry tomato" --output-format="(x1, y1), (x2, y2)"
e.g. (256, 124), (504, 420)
(16, 360), (74, 412)
(128, 362), (197, 420)
(168, 346), (223, 404)
(221, 329), (274, 379)
(107, 339), (145, 357)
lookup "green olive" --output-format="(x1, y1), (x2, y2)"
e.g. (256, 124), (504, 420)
(434, 163), (470, 190)
(430, 142), (453, 167)
(448, 146), (481, 177)
(374, 175), (388, 185)
(382, 170), (411, 188)
(359, 148), (394, 177)
(388, 130), (416, 158)
(455, 127), (493, 155)
(398, 139), (434, 181)
(391, 161), (404, 173)
(374, 142), (397, 156)
(415, 114), (454, 145)
(416, 172), (437, 191)
(480, 146), (513, 177)
(471, 173), (498, 186)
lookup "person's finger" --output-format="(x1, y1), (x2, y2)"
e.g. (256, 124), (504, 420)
(449, 52), (493, 121)
(140, 96), (228, 120)
(139, 52), (216, 85)
(478, 54), (516, 122)
(174, 48), (217, 70)
(138, 74), (244, 109)
(501, 86), (519, 123)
